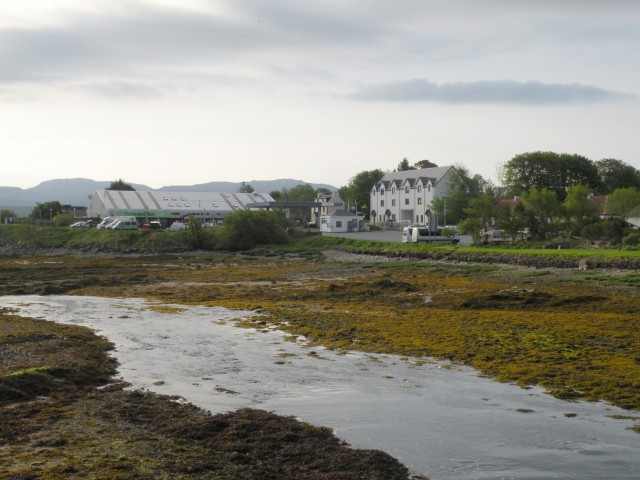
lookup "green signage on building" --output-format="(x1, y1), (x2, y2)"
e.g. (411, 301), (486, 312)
(116, 210), (172, 218)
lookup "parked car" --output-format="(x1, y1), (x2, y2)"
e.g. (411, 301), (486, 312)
(168, 221), (187, 231)
(70, 221), (92, 228)
(145, 221), (162, 229)
(480, 229), (505, 244)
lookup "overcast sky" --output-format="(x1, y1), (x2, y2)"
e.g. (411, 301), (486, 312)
(1, 0), (638, 190)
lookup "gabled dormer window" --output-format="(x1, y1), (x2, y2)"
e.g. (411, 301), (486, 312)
(381, 188), (385, 195)
(418, 185), (422, 192)
(405, 186), (409, 193)
(392, 187), (396, 194)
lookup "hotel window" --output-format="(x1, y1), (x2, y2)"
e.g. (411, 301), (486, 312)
(392, 199), (396, 206)
(381, 189), (385, 195)
(418, 185), (422, 192)
(392, 187), (396, 194)
(380, 200), (384, 207)
(405, 198), (409, 205)
(428, 184), (431, 192)
(418, 198), (422, 204)
(405, 186), (409, 193)
(336, 221), (342, 228)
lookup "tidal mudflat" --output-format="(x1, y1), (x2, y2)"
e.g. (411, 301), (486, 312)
(2, 294), (639, 479)
(1, 250), (639, 478)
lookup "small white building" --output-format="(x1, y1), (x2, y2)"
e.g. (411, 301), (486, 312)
(320, 210), (364, 233)
(314, 191), (363, 232)
(86, 190), (274, 226)
(311, 191), (345, 225)
(369, 166), (460, 226)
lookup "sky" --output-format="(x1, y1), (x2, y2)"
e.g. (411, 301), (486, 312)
(1, 0), (639, 190)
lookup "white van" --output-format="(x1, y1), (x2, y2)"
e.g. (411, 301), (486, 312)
(402, 226), (459, 244)
(97, 217), (116, 229)
(108, 219), (138, 230)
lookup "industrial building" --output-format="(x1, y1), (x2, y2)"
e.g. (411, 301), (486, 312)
(86, 190), (275, 226)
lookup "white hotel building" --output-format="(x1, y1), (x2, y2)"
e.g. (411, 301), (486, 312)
(369, 166), (459, 226)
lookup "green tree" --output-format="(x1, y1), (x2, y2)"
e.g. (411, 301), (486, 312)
(595, 158), (640, 194)
(606, 187), (640, 222)
(269, 190), (283, 201)
(521, 187), (564, 239)
(413, 159), (438, 169)
(214, 210), (289, 250)
(396, 157), (414, 171)
(31, 201), (63, 220)
(340, 169), (385, 220)
(495, 201), (529, 244)
(53, 212), (72, 227)
(430, 166), (487, 225)
(238, 181), (255, 193)
(502, 151), (602, 201)
(185, 214), (210, 249)
(286, 184), (317, 202)
(459, 190), (498, 243)
(106, 179), (135, 191)
(282, 184), (317, 223)
(0, 209), (17, 224)
(564, 184), (599, 235)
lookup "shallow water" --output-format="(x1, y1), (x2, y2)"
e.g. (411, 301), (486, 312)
(2, 295), (639, 479)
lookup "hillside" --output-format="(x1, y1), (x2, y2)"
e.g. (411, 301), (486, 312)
(0, 178), (337, 214)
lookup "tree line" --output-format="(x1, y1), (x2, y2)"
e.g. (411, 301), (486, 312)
(339, 152), (640, 245)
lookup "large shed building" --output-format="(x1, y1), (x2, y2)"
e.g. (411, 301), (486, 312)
(86, 190), (275, 225)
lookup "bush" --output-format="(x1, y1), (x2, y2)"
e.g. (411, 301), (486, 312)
(601, 218), (626, 244)
(581, 222), (602, 242)
(184, 215), (216, 249)
(622, 232), (640, 247)
(53, 213), (72, 227)
(214, 210), (289, 250)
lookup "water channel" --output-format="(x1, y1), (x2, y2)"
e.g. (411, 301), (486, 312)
(2, 295), (638, 479)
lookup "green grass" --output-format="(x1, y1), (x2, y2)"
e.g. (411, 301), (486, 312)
(274, 235), (640, 262)
(3, 224), (640, 263)
(573, 273), (640, 288)
(0, 224), (189, 250)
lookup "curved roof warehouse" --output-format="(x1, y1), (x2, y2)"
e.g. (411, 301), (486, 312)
(86, 190), (275, 223)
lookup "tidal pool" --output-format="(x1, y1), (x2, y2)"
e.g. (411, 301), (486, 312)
(2, 295), (638, 479)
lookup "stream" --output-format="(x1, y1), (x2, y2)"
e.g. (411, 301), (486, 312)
(1, 295), (638, 479)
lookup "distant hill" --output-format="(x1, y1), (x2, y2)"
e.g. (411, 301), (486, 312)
(0, 178), (338, 214)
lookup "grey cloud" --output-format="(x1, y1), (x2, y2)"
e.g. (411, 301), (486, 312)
(78, 80), (166, 99)
(350, 79), (635, 105)
(0, 5), (270, 87)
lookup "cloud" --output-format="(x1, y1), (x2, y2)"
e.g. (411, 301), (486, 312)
(350, 79), (635, 105)
(0, 4), (270, 87)
(78, 80), (166, 99)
